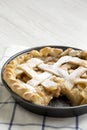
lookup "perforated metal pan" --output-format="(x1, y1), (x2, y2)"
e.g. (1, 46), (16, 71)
(1, 45), (87, 117)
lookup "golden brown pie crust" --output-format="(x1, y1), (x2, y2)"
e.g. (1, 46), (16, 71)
(3, 47), (87, 106)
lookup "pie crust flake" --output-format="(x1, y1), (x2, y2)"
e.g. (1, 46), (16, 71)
(3, 47), (87, 106)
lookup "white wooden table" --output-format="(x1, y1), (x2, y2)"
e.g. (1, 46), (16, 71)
(0, 0), (87, 49)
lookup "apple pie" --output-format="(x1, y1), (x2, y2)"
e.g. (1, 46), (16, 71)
(3, 47), (87, 106)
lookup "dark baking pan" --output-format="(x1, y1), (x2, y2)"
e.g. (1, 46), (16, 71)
(1, 45), (87, 117)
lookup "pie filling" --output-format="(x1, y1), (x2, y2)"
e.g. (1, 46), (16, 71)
(3, 47), (87, 106)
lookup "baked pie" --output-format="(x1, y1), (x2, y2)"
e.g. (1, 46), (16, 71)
(3, 47), (87, 106)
